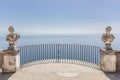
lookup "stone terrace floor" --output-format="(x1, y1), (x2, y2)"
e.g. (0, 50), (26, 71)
(0, 60), (120, 80)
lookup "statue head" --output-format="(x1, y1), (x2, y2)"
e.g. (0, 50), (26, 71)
(9, 26), (15, 33)
(106, 26), (112, 34)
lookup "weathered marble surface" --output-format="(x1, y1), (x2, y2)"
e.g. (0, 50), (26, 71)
(116, 51), (120, 71)
(2, 49), (20, 72)
(100, 49), (116, 72)
(101, 54), (116, 72)
(101, 49), (120, 72)
(0, 51), (5, 68)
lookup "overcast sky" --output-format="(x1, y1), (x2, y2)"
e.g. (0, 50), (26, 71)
(0, 0), (120, 34)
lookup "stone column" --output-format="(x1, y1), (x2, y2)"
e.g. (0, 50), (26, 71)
(100, 49), (116, 72)
(2, 48), (20, 72)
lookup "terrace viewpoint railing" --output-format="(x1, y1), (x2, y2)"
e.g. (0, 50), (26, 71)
(19, 44), (101, 65)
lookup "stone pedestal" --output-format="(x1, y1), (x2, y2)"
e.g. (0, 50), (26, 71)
(0, 51), (5, 68)
(116, 51), (120, 71)
(2, 49), (20, 72)
(100, 49), (116, 72)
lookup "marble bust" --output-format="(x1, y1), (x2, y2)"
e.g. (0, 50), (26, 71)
(101, 26), (115, 50)
(6, 26), (20, 50)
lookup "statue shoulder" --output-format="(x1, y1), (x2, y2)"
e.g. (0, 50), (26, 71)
(103, 33), (106, 35)
(6, 34), (11, 38)
(15, 33), (20, 39)
(102, 33), (106, 37)
(111, 34), (115, 38)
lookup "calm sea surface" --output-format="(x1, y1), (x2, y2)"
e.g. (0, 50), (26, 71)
(1, 33), (120, 64)
(0, 33), (120, 50)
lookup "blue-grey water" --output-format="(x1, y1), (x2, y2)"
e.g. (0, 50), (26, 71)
(1, 33), (120, 64)
(0, 33), (120, 49)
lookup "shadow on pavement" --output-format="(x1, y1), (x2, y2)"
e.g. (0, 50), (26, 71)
(104, 71), (120, 80)
(0, 72), (14, 80)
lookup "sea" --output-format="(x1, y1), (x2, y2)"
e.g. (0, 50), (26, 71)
(0, 33), (120, 50)
(1, 33), (120, 64)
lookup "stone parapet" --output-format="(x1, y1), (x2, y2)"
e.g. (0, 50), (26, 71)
(116, 51), (120, 71)
(1, 48), (20, 72)
(100, 49), (120, 72)
(0, 51), (5, 68)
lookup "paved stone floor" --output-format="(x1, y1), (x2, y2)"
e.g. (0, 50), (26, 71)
(0, 61), (120, 80)
(0, 63), (120, 80)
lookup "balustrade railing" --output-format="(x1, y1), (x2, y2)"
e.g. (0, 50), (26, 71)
(19, 44), (101, 65)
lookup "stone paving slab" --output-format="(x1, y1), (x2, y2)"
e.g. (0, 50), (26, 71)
(20, 59), (100, 70)
(8, 63), (111, 80)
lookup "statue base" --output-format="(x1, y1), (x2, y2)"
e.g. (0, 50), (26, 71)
(2, 48), (20, 72)
(116, 51), (120, 71)
(0, 51), (5, 68)
(100, 49), (116, 72)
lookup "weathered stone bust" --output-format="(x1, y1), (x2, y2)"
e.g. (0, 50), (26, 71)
(101, 26), (115, 50)
(6, 26), (20, 50)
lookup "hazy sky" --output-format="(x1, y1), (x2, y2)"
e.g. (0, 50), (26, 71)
(0, 0), (120, 34)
